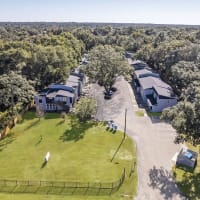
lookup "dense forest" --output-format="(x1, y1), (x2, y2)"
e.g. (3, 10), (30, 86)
(0, 23), (200, 143)
(0, 24), (84, 130)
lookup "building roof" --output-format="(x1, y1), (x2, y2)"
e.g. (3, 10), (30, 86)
(139, 76), (176, 98)
(66, 75), (80, 84)
(57, 90), (74, 98)
(135, 69), (152, 78)
(45, 89), (74, 98)
(66, 81), (79, 88)
(139, 76), (156, 90)
(130, 60), (147, 66)
(176, 148), (198, 169)
(135, 68), (160, 79)
(46, 91), (57, 98)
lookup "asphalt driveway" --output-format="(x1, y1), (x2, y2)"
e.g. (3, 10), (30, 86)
(90, 77), (187, 200)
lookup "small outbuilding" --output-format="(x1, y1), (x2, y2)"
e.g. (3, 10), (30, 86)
(176, 148), (198, 169)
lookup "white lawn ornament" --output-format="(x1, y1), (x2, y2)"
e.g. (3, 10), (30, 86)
(45, 152), (50, 162)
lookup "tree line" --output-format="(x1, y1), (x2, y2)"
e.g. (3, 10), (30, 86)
(0, 26), (84, 131)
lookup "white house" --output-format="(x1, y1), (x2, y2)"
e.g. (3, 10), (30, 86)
(134, 67), (177, 112)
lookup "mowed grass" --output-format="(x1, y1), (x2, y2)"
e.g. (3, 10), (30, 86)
(173, 144), (200, 200)
(0, 112), (137, 200)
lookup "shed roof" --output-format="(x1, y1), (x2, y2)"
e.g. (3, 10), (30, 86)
(176, 148), (198, 169)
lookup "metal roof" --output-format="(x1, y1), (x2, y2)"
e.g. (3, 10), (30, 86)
(56, 90), (74, 98)
(139, 76), (176, 98)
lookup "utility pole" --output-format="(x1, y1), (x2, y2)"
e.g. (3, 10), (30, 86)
(124, 108), (127, 139)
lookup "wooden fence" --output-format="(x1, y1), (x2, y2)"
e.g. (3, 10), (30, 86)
(0, 169), (125, 196)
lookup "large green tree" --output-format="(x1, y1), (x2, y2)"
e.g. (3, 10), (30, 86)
(0, 72), (35, 111)
(85, 45), (132, 93)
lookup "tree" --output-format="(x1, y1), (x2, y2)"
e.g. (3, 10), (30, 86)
(0, 72), (35, 111)
(60, 111), (66, 122)
(74, 97), (96, 121)
(36, 104), (44, 121)
(85, 45), (132, 93)
(161, 101), (199, 143)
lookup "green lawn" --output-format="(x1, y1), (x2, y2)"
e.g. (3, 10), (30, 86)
(147, 112), (162, 117)
(173, 144), (200, 200)
(0, 112), (137, 200)
(135, 110), (144, 117)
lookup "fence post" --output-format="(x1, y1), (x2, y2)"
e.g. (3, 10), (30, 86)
(110, 182), (113, 195)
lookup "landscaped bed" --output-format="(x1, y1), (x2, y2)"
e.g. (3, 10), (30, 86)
(173, 144), (200, 200)
(0, 111), (137, 200)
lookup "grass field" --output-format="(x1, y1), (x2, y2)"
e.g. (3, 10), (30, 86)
(0, 112), (137, 200)
(173, 144), (200, 200)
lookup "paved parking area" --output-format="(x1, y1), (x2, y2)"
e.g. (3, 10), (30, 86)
(90, 77), (187, 200)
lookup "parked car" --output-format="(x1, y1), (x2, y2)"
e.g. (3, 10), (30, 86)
(103, 90), (113, 95)
(111, 87), (117, 92)
(104, 90), (113, 99)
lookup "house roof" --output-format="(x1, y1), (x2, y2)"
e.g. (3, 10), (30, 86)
(46, 91), (57, 98)
(131, 60), (147, 66)
(66, 75), (80, 84)
(138, 76), (155, 90)
(46, 89), (74, 98)
(139, 76), (176, 98)
(135, 68), (160, 79)
(66, 81), (79, 88)
(135, 69), (153, 78)
(57, 90), (74, 98)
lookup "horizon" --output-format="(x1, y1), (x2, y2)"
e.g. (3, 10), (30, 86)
(1, 0), (200, 25)
(0, 21), (200, 27)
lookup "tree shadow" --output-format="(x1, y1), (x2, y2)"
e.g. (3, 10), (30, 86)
(35, 136), (43, 146)
(22, 111), (36, 121)
(0, 133), (16, 152)
(24, 119), (40, 131)
(59, 116), (95, 142)
(56, 120), (65, 126)
(110, 137), (125, 162)
(148, 166), (186, 200)
(175, 170), (200, 199)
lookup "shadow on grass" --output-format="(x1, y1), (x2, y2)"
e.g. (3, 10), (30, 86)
(41, 160), (47, 169)
(22, 111), (36, 121)
(35, 136), (43, 146)
(59, 116), (95, 142)
(148, 166), (185, 200)
(174, 170), (200, 199)
(0, 133), (16, 152)
(24, 119), (40, 131)
(44, 113), (61, 119)
(110, 137), (125, 162)
(56, 120), (65, 126)
(0, 183), (116, 196)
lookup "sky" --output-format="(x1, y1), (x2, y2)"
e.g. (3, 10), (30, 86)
(0, 0), (200, 25)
